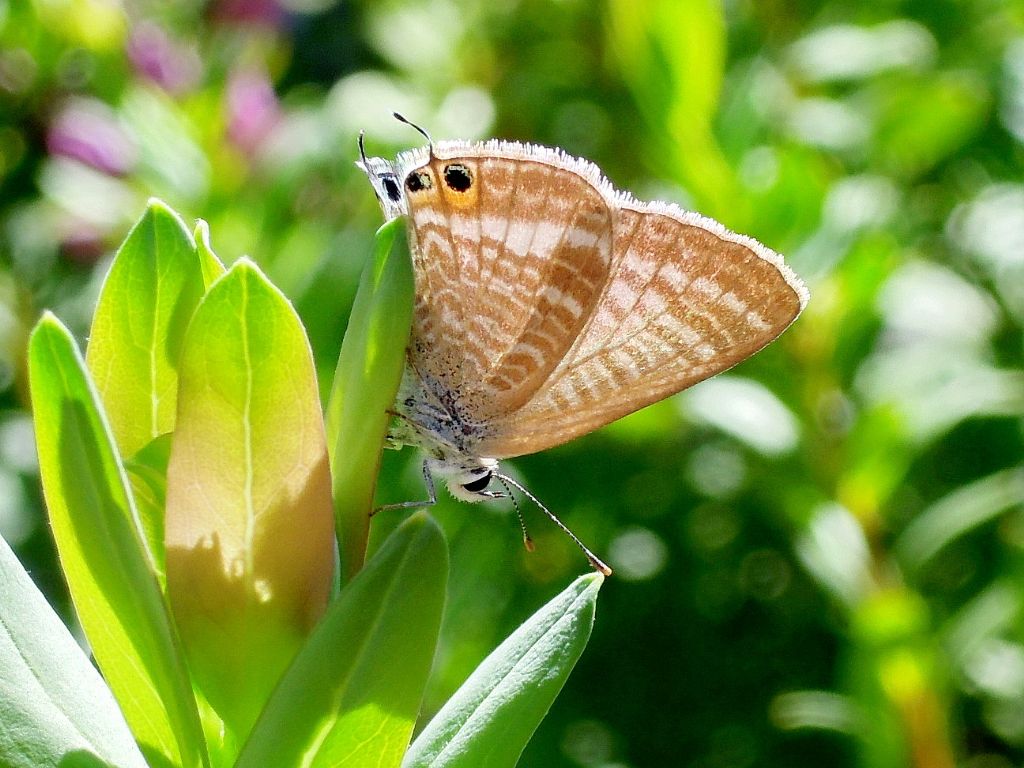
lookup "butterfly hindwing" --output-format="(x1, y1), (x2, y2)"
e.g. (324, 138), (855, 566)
(475, 202), (807, 458)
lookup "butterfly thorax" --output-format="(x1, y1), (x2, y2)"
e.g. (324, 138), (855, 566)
(388, 367), (502, 502)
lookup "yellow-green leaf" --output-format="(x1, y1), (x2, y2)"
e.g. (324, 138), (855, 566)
(236, 512), (448, 768)
(194, 219), (227, 288)
(124, 433), (173, 587)
(326, 217), (414, 583)
(165, 259), (335, 750)
(28, 314), (208, 768)
(86, 199), (210, 459)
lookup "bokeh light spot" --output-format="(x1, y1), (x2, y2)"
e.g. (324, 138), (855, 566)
(607, 527), (667, 581)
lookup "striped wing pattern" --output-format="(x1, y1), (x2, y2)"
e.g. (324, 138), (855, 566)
(478, 203), (806, 458)
(385, 140), (807, 460)
(404, 154), (612, 420)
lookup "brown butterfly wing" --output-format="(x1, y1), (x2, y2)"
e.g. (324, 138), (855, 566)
(401, 145), (614, 421)
(475, 202), (807, 458)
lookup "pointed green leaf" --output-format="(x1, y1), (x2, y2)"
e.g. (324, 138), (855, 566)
(236, 512), (448, 768)
(86, 199), (209, 460)
(28, 314), (208, 768)
(403, 573), (604, 768)
(165, 259), (335, 746)
(0, 535), (148, 768)
(327, 217), (414, 583)
(194, 219), (227, 288)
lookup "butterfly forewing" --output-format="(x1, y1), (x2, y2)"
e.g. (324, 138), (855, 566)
(475, 203), (807, 458)
(403, 150), (614, 418)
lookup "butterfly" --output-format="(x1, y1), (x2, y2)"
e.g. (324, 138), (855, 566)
(359, 116), (808, 575)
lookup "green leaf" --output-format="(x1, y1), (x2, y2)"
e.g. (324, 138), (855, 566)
(236, 512), (448, 768)
(0, 535), (148, 768)
(326, 217), (414, 583)
(606, 0), (739, 221)
(123, 433), (173, 587)
(164, 259), (335, 747)
(86, 199), (209, 460)
(403, 573), (604, 768)
(194, 219), (227, 288)
(28, 314), (208, 768)
(895, 467), (1024, 576)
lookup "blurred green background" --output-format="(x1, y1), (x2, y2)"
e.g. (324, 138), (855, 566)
(3, 0), (1024, 766)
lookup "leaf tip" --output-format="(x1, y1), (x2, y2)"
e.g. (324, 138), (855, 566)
(35, 309), (60, 328)
(144, 196), (173, 216)
(577, 570), (606, 593)
(399, 511), (449, 568)
(229, 256), (262, 277)
(132, 198), (195, 249)
(29, 311), (69, 345)
(402, 509), (437, 537)
(375, 215), (406, 240)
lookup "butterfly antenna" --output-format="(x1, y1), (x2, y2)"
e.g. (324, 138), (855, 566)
(358, 129), (370, 170)
(496, 472), (612, 576)
(393, 112), (434, 154)
(495, 475), (535, 553)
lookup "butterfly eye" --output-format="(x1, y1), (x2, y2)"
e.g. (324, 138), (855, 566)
(406, 171), (432, 192)
(443, 164), (472, 192)
(462, 471), (491, 494)
(382, 177), (401, 201)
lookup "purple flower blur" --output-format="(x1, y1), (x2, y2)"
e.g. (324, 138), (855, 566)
(227, 68), (282, 155)
(127, 22), (202, 95)
(46, 98), (138, 177)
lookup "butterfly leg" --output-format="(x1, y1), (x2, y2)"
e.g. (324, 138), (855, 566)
(371, 459), (437, 516)
(382, 409), (415, 450)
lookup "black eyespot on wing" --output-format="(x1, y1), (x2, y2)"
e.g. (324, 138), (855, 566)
(444, 164), (472, 192)
(462, 472), (491, 494)
(382, 177), (401, 201)
(406, 171), (431, 192)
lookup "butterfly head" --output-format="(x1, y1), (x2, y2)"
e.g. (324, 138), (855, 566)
(429, 455), (614, 576)
(432, 457), (502, 503)
(357, 132), (406, 220)
(359, 115), (487, 223)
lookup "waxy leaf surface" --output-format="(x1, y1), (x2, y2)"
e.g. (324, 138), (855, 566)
(326, 217), (414, 583)
(165, 259), (335, 746)
(86, 199), (214, 460)
(236, 513), (447, 768)
(0, 535), (148, 768)
(403, 573), (603, 768)
(29, 315), (208, 768)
